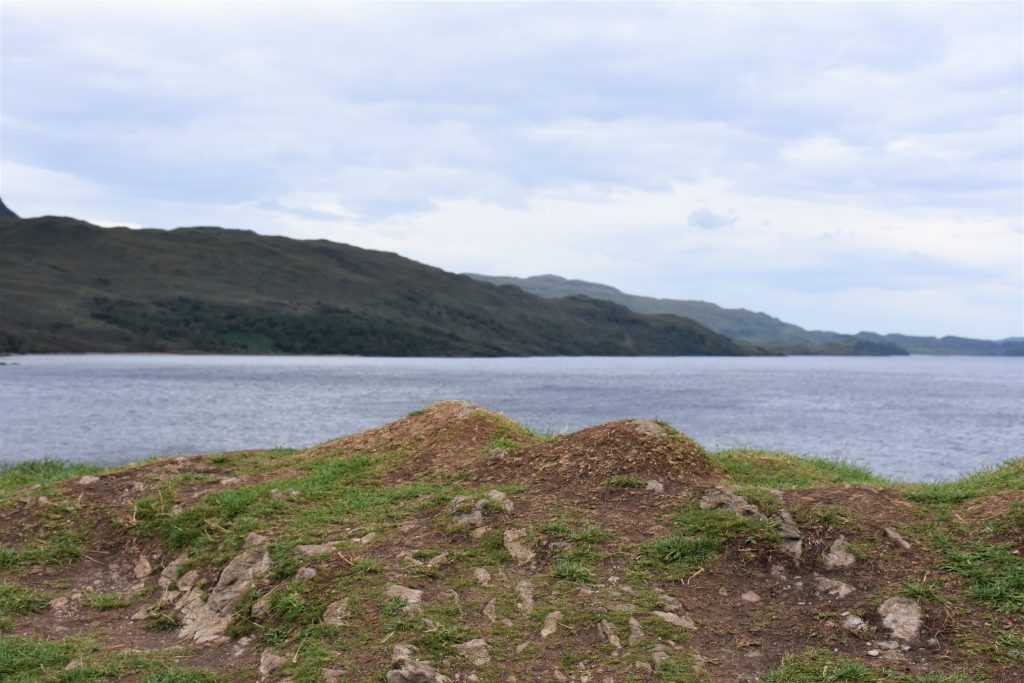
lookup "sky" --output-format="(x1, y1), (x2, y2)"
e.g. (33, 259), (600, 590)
(1, 1), (1022, 339)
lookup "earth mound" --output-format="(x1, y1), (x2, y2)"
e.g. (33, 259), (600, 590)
(479, 418), (718, 490)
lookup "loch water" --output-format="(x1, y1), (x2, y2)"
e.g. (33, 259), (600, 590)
(1, 354), (1021, 481)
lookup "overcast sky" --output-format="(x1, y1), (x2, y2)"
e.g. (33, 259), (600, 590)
(1, 1), (1021, 339)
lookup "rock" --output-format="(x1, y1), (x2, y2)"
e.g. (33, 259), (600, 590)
(295, 543), (336, 556)
(480, 490), (513, 512)
(78, 475), (100, 485)
(426, 553), (448, 568)
(652, 611), (696, 630)
(878, 597), (922, 641)
(656, 592), (682, 612)
(541, 610), (562, 638)
(628, 617), (644, 646)
(259, 650), (286, 680)
(740, 591), (762, 603)
(775, 509), (803, 559)
(158, 553), (187, 591)
(355, 531), (378, 544)
(867, 649), (880, 657)
(552, 671), (569, 683)
(387, 644), (451, 683)
(884, 527), (912, 549)
(296, 567), (317, 580)
(321, 669), (346, 683)
(634, 662), (653, 674)
(474, 568), (491, 586)
(133, 556), (153, 580)
(815, 576), (855, 599)
(453, 638), (491, 666)
(178, 532), (270, 644)
(515, 641), (530, 654)
(699, 486), (761, 516)
(515, 580), (534, 614)
(822, 536), (856, 569)
(598, 620), (621, 648)
(386, 584), (424, 613)
(49, 596), (70, 609)
(483, 598), (497, 623)
(645, 480), (664, 493)
(219, 477), (241, 486)
(841, 614), (868, 632)
(453, 510), (484, 528)
(322, 598), (350, 626)
(449, 495), (475, 513)
(503, 529), (535, 565)
(629, 418), (666, 437)
(250, 591), (274, 619)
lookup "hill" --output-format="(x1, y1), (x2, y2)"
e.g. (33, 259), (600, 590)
(0, 401), (1021, 681)
(469, 274), (1023, 356)
(0, 214), (754, 356)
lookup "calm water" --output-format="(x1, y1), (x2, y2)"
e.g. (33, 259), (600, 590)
(1, 354), (1021, 481)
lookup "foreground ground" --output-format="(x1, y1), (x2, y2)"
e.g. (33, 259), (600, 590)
(0, 401), (1021, 682)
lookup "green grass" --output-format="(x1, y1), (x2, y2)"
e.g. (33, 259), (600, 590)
(607, 475), (646, 488)
(551, 558), (594, 583)
(759, 650), (982, 683)
(0, 499), (88, 569)
(81, 590), (135, 611)
(0, 581), (50, 628)
(902, 460), (1023, 504)
(937, 537), (1024, 613)
(0, 460), (107, 502)
(0, 634), (228, 682)
(711, 449), (884, 489)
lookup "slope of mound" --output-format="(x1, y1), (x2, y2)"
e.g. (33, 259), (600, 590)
(479, 418), (718, 490)
(306, 400), (538, 478)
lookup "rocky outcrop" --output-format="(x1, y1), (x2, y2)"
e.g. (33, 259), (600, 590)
(878, 597), (922, 641)
(386, 644), (450, 683)
(178, 532), (270, 644)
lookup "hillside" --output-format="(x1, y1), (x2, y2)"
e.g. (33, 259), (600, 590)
(469, 274), (1023, 356)
(0, 214), (753, 357)
(0, 401), (1021, 681)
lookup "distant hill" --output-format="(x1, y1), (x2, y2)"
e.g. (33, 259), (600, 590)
(0, 214), (755, 357)
(0, 198), (18, 219)
(468, 274), (1022, 356)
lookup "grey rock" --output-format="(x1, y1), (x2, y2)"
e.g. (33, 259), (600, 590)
(699, 486), (761, 516)
(386, 584), (423, 613)
(483, 598), (497, 623)
(453, 638), (491, 666)
(878, 597), (922, 641)
(645, 480), (664, 493)
(295, 543), (336, 556)
(503, 529), (535, 565)
(598, 620), (621, 648)
(78, 475), (100, 485)
(473, 567), (491, 586)
(258, 650), (286, 680)
(775, 509), (803, 559)
(884, 527), (912, 549)
(387, 644), (451, 683)
(322, 598), (350, 626)
(822, 536), (856, 569)
(515, 580), (534, 614)
(541, 610), (562, 638)
(815, 575), (855, 598)
(628, 616), (644, 646)
(652, 610), (696, 630)
(740, 591), (762, 603)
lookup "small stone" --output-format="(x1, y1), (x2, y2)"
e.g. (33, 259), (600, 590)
(598, 620), (622, 648)
(815, 575), (855, 599)
(645, 480), (664, 493)
(515, 580), (534, 615)
(483, 598), (497, 623)
(219, 477), (241, 485)
(386, 585), (423, 613)
(454, 638), (491, 666)
(515, 641), (530, 654)
(867, 649), (880, 657)
(49, 596), (69, 609)
(552, 671), (569, 683)
(295, 543), (335, 556)
(822, 536), (856, 569)
(503, 529), (535, 565)
(628, 616), (644, 646)
(884, 527), (912, 549)
(878, 597), (922, 641)
(454, 510), (484, 528)
(841, 614), (867, 632)
(541, 610), (562, 638)
(321, 669), (346, 683)
(133, 556), (153, 580)
(296, 567), (317, 580)
(259, 650), (286, 680)
(270, 488), (284, 499)
(426, 552), (448, 568)
(656, 593), (682, 612)
(652, 611), (696, 630)
(78, 475), (100, 485)
(355, 532), (378, 544)
(484, 490), (513, 512)
(474, 568), (491, 586)
(740, 591), (761, 603)
(775, 509), (803, 559)
(322, 598), (350, 626)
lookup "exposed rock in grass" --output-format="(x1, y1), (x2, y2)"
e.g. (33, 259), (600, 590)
(541, 610), (562, 638)
(503, 529), (535, 565)
(322, 597), (349, 626)
(515, 580), (534, 615)
(453, 638), (491, 666)
(815, 575), (855, 599)
(652, 610), (696, 630)
(822, 535), (856, 569)
(387, 644), (450, 683)
(884, 527), (912, 549)
(385, 584), (423, 614)
(878, 597), (922, 641)
(473, 567), (491, 586)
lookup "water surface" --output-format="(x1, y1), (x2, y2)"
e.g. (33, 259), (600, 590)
(1, 354), (1021, 481)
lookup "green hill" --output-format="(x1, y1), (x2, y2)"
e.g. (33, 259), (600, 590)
(0, 214), (755, 357)
(468, 274), (1021, 356)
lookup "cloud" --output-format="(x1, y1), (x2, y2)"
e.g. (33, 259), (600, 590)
(0, 1), (1020, 337)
